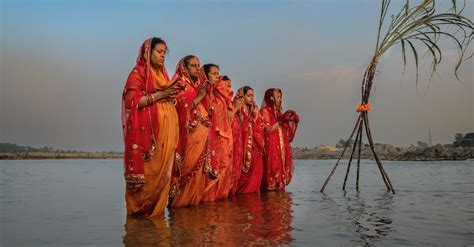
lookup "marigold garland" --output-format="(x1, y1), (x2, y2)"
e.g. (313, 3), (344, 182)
(356, 103), (371, 113)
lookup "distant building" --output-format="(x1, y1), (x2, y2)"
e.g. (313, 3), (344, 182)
(318, 145), (338, 152)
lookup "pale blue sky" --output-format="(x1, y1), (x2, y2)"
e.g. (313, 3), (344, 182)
(1, 0), (472, 151)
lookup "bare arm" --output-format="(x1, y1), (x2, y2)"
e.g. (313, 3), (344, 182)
(136, 77), (181, 108)
(191, 83), (208, 108)
(133, 88), (179, 109)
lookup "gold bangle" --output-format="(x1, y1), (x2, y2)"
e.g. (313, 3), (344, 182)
(147, 95), (153, 105)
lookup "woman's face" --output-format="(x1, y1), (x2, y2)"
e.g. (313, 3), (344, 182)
(222, 79), (231, 89)
(150, 43), (166, 67)
(244, 89), (254, 106)
(273, 90), (282, 107)
(186, 57), (200, 79)
(207, 66), (220, 84)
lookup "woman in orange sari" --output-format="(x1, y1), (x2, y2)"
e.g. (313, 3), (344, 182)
(122, 37), (180, 218)
(235, 86), (265, 194)
(169, 55), (213, 207)
(260, 88), (299, 192)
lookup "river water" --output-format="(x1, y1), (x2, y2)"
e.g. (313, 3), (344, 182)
(1, 159), (473, 246)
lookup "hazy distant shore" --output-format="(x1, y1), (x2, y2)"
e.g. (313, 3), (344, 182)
(1, 146), (472, 161)
(1, 133), (472, 161)
(0, 152), (123, 160)
(292, 145), (474, 161)
(293, 133), (473, 161)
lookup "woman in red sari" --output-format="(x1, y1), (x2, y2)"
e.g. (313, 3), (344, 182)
(199, 63), (233, 202)
(169, 55), (213, 207)
(235, 86), (265, 194)
(122, 37), (181, 218)
(230, 87), (244, 196)
(260, 88), (299, 192)
(212, 75), (234, 199)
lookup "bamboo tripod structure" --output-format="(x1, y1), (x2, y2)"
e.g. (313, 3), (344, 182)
(320, 61), (395, 194)
(320, 0), (472, 194)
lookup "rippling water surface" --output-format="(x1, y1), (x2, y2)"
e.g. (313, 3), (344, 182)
(1, 159), (473, 246)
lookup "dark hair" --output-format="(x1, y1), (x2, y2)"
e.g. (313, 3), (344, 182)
(275, 88), (282, 96)
(221, 75), (230, 81)
(243, 86), (253, 95)
(203, 63), (219, 78)
(183, 55), (197, 67)
(150, 37), (168, 54)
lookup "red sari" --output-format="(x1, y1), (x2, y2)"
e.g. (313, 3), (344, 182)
(230, 88), (244, 196)
(260, 88), (299, 192)
(213, 79), (234, 199)
(201, 72), (234, 202)
(122, 39), (179, 218)
(169, 57), (212, 207)
(235, 102), (265, 194)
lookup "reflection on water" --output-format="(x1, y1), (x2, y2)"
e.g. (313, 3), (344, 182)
(343, 192), (394, 246)
(317, 191), (395, 246)
(123, 217), (171, 246)
(123, 191), (396, 247)
(123, 192), (293, 246)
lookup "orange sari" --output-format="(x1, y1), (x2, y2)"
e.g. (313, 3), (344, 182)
(123, 39), (179, 218)
(169, 57), (211, 207)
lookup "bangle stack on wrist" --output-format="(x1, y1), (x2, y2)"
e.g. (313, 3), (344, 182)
(146, 94), (154, 105)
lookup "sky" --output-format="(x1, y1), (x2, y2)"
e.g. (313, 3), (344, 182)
(1, 0), (472, 152)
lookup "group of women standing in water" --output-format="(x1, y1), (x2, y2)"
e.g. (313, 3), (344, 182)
(122, 37), (299, 218)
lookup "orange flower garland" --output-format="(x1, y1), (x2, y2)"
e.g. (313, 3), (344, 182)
(356, 103), (372, 113)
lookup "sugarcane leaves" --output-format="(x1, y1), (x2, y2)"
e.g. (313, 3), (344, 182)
(400, 39), (407, 78)
(374, 0), (472, 85)
(450, 0), (466, 14)
(406, 39), (420, 85)
(321, 0), (471, 195)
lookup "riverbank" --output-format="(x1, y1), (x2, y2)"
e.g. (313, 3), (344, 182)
(292, 145), (474, 161)
(1, 144), (473, 161)
(0, 152), (123, 160)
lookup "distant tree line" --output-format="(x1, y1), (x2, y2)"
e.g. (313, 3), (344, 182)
(335, 132), (474, 148)
(0, 143), (120, 154)
(0, 143), (56, 153)
(453, 133), (474, 148)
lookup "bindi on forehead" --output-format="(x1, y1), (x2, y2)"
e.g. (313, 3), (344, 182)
(188, 58), (199, 65)
(154, 44), (166, 52)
